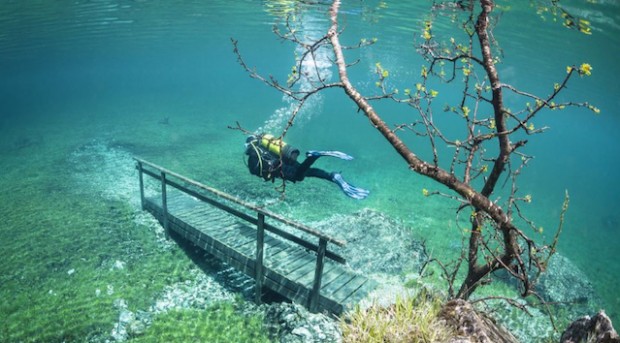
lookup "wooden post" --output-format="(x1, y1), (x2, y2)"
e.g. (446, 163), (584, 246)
(137, 162), (145, 210)
(255, 213), (265, 304)
(161, 171), (169, 238)
(309, 238), (327, 312)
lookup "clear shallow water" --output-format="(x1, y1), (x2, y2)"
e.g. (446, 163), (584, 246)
(1, 0), (619, 341)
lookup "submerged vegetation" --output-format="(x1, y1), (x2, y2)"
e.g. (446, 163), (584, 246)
(341, 291), (454, 343)
(0, 144), (269, 342)
(130, 304), (270, 343)
(0, 191), (191, 341)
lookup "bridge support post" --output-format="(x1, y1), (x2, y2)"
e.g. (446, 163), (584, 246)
(255, 213), (265, 304)
(309, 238), (327, 312)
(137, 162), (145, 210)
(161, 171), (169, 239)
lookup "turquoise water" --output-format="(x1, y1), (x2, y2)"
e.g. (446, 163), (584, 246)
(1, 0), (619, 341)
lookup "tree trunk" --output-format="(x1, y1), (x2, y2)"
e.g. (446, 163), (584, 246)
(329, 0), (522, 300)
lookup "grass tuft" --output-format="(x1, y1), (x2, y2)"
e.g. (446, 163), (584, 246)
(341, 290), (454, 343)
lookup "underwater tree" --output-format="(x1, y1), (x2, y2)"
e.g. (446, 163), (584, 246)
(233, 0), (597, 304)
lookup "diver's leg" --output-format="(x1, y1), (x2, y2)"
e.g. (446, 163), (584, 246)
(304, 168), (370, 199)
(304, 167), (332, 181)
(293, 155), (321, 180)
(295, 150), (354, 178)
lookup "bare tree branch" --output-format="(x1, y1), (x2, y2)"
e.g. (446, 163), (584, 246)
(233, 0), (592, 324)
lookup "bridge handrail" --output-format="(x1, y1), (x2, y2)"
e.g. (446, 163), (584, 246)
(134, 157), (346, 247)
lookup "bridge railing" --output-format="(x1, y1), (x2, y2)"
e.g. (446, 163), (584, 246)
(134, 157), (346, 312)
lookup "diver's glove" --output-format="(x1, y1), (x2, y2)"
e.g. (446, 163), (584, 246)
(306, 150), (353, 161)
(331, 173), (370, 200)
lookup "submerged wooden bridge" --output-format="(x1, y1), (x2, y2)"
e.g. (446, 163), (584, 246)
(135, 158), (376, 314)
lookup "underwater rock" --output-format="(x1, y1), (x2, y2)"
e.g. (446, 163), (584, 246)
(440, 299), (519, 343)
(110, 307), (151, 341)
(113, 260), (125, 270)
(313, 208), (428, 276)
(262, 302), (341, 343)
(536, 254), (595, 305)
(151, 273), (234, 313)
(489, 252), (598, 342)
(110, 300), (134, 342)
(127, 311), (151, 337)
(495, 252), (598, 320)
(106, 270), (236, 342)
(560, 310), (619, 343)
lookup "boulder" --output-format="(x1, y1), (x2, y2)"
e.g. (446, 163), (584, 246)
(561, 311), (620, 343)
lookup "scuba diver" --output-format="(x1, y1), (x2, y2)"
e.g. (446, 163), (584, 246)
(245, 134), (369, 199)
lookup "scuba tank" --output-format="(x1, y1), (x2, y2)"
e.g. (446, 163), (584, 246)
(259, 134), (300, 162)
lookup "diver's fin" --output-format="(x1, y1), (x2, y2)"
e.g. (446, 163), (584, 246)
(306, 150), (354, 161)
(331, 173), (369, 200)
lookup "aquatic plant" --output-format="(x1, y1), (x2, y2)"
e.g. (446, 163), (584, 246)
(232, 0), (598, 329)
(340, 289), (453, 343)
(0, 187), (224, 342)
(129, 303), (270, 343)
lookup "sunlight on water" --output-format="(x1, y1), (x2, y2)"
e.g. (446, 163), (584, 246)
(258, 4), (334, 133)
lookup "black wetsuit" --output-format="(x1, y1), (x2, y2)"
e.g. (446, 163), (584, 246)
(246, 142), (332, 183)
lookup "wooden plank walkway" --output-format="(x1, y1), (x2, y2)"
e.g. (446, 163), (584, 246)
(135, 158), (376, 315)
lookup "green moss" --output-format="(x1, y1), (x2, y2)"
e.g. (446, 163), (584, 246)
(129, 303), (270, 343)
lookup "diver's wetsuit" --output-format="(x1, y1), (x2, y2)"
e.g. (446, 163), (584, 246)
(246, 142), (331, 182)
